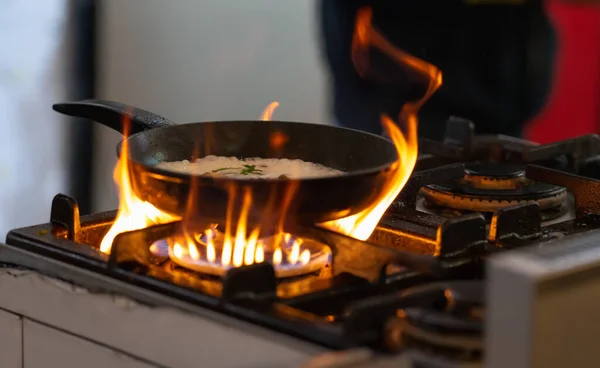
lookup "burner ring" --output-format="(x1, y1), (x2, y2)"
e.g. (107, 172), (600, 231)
(421, 186), (567, 212)
(169, 245), (331, 278)
(396, 311), (483, 361)
(163, 231), (332, 278)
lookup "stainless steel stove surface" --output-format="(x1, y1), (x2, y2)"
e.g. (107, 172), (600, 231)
(2, 118), (600, 368)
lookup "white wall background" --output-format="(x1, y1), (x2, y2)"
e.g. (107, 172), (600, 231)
(94, 0), (329, 211)
(0, 0), (70, 236)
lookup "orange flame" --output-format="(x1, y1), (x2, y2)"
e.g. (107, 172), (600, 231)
(171, 181), (310, 270)
(99, 114), (179, 253)
(260, 101), (279, 120)
(175, 185), (266, 268)
(269, 131), (289, 152)
(320, 7), (442, 240)
(260, 101), (289, 154)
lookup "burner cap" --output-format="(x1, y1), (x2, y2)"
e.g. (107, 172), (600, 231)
(464, 163), (523, 179)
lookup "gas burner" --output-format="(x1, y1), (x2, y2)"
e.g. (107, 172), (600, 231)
(359, 281), (484, 360)
(154, 228), (332, 278)
(386, 308), (483, 362)
(419, 163), (568, 221)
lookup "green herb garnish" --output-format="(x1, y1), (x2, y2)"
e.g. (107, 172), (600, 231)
(240, 164), (264, 175)
(212, 165), (264, 175)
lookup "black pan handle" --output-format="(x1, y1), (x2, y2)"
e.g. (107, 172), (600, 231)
(52, 99), (177, 135)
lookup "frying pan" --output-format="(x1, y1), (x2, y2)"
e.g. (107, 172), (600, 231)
(53, 100), (398, 227)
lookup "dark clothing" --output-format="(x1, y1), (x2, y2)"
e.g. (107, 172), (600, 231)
(318, 0), (556, 140)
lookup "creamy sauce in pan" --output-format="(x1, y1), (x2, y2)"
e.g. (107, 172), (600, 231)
(156, 155), (344, 179)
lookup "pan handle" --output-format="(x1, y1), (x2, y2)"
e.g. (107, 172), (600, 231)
(52, 99), (176, 135)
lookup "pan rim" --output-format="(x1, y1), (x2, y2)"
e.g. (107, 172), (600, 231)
(119, 119), (400, 184)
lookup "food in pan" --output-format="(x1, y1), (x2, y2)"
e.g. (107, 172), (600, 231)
(156, 155), (344, 179)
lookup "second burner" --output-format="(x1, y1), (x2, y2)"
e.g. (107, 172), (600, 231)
(419, 163), (568, 221)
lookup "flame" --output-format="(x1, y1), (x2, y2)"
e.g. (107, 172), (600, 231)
(100, 114), (179, 253)
(173, 186), (267, 268)
(175, 170), (302, 269)
(320, 7), (442, 240)
(172, 181), (310, 270)
(260, 101), (279, 121)
(172, 229), (312, 270)
(269, 131), (289, 152)
(259, 101), (289, 153)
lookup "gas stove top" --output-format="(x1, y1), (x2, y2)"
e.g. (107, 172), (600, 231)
(3, 118), (600, 367)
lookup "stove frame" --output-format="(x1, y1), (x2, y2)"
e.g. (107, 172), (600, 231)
(3, 187), (485, 352)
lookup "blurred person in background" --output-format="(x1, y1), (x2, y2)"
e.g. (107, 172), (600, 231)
(318, 0), (556, 140)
